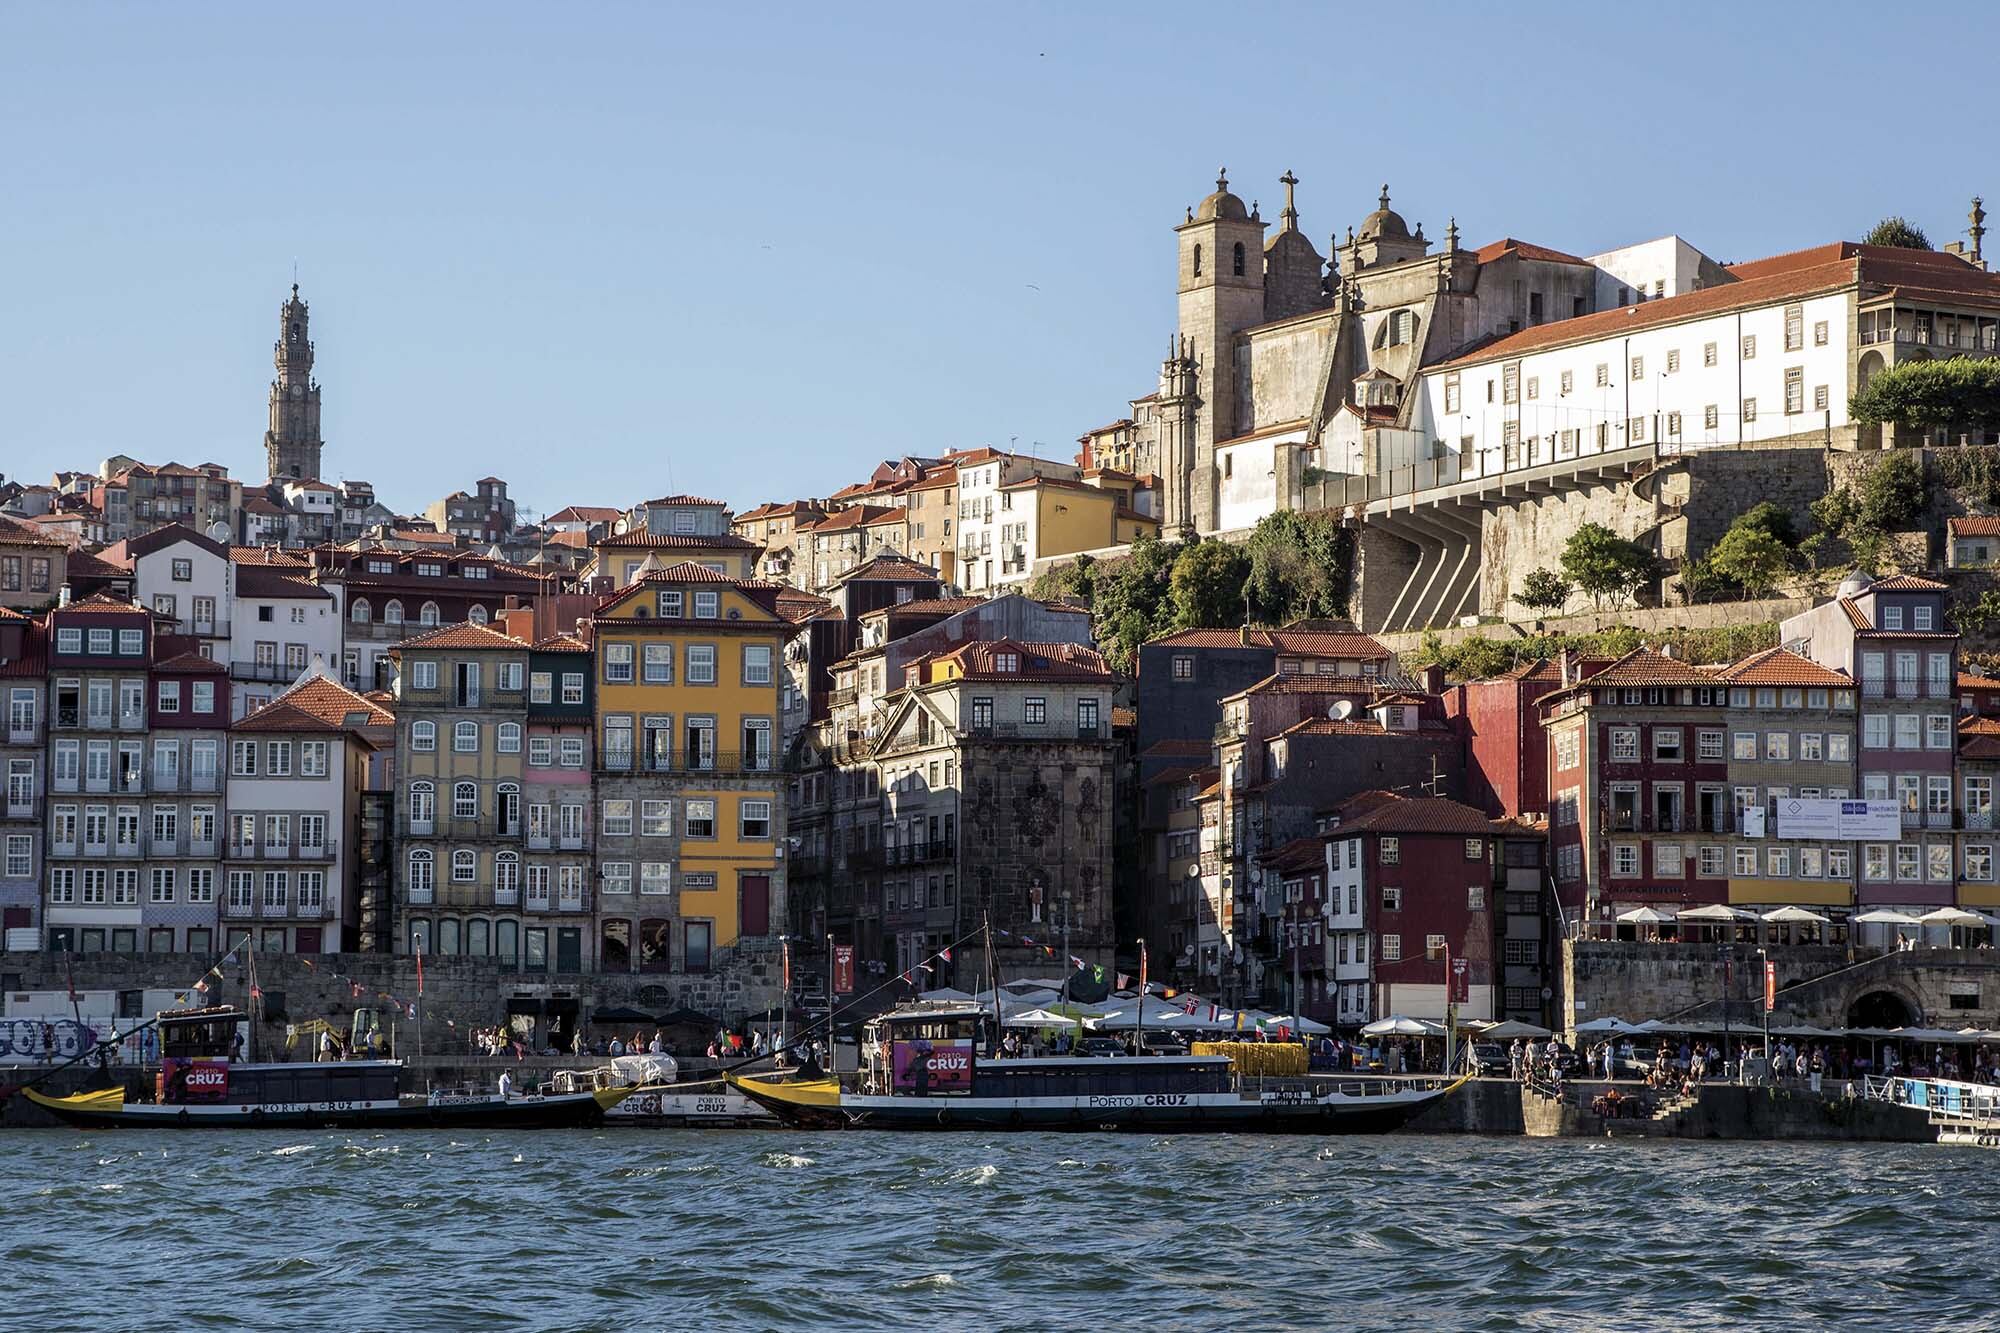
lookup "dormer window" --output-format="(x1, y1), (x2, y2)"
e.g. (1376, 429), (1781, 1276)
(657, 590), (683, 618)
(1915, 605), (1934, 631)
(1883, 606), (1904, 630)
(694, 590), (720, 619)
(994, 651), (1019, 673)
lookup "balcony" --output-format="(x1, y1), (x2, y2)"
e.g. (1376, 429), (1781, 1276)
(527, 833), (551, 850)
(599, 751), (777, 777)
(409, 819), (435, 837)
(263, 843), (290, 859)
(1966, 810), (1995, 832)
(1926, 811), (1954, 829)
(231, 661), (304, 685)
(118, 710), (145, 732)
(171, 618), (230, 639)
(7, 723), (38, 745)
(557, 835), (585, 851)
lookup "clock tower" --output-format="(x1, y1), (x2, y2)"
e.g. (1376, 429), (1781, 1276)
(265, 284), (324, 482)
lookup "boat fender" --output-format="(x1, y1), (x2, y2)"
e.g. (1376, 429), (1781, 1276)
(1068, 1107), (1084, 1125)
(177, 1109), (191, 1126)
(428, 1107), (444, 1127)
(1007, 1110), (1024, 1129)
(248, 1108), (266, 1124)
(1189, 1105), (1205, 1124)
(936, 1107), (953, 1127)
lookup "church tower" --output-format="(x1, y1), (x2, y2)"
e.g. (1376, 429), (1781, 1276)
(265, 284), (324, 482)
(1263, 170), (1328, 322)
(1175, 169), (1267, 533)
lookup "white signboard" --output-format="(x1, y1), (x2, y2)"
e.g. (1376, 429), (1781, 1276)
(1773, 797), (1902, 841)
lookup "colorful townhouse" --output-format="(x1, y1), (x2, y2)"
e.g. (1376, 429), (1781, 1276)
(591, 563), (791, 975)
(148, 649), (229, 953)
(0, 608), (45, 947)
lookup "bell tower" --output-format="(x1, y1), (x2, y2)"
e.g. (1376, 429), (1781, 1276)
(1175, 169), (1267, 533)
(265, 284), (324, 482)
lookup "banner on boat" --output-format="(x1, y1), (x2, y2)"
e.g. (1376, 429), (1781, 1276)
(891, 1038), (973, 1094)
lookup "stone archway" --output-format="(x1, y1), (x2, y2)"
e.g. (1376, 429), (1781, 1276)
(1857, 349), (1886, 389)
(1848, 988), (1919, 1029)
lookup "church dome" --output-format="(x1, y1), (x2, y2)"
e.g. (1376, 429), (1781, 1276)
(1265, 227), (1322, 261)
(1358, 184), (1410, 241)
(1195, 168), (1249, 222)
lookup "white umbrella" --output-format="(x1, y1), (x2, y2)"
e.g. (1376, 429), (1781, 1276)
(1677, 904), (1758, 922)
(1574, 1016), (1644, 1034)
(1361, 1015), (1444, 1038)
(1853, 909), (1924, 926)
(1616, 907), (1672, 924)
(1002, 1007), (1084, 1028)
(1762, 906), (1832, 924)
(917, 987), (975, 1003)
(1919, 907), (1990, 926)
(1257, 1013), (1332, 1035)
(1477, 1019), (1553, 1040)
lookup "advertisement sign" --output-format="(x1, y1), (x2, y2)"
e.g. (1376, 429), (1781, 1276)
(1773, 798), (1902, 842)
(891, 1038), (974, 1095)
(1451, 957), (1470, 1005)
(167, 1059), (229, 1102)
(832, 945), (855, 996)
(1763, 961), (1777, 1013)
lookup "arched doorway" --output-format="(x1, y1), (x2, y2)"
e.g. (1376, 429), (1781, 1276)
(1848, 989), (1916, 1029)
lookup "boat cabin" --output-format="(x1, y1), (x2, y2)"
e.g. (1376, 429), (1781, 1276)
(860, 1003), (1237, 1100)
(153, 1005), (399, 1108)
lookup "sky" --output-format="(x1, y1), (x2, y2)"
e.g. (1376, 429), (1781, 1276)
(4, 3), (1998, 521)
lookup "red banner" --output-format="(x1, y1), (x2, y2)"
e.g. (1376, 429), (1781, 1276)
(832, 945), (854, 995)
(1763, 960), (1777, 1012)
(892, 1038), (973, 1093)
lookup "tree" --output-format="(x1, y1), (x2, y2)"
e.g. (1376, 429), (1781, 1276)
(1708, 523), (1793, 598)
(1243, 511), (1352, 623)
(1559, 522), (1658, 609)
(1850, 357), (2000, 432)
(1733, 500), (1798, 548)
(1515, 568), (1573, 615)
(1956, 589), (2000, 635)
(1168, 539), (1252, 629)
(1856, 450), (1926, 531)
(1673, 554), (1729, 605)
(1862, 216), (1932, 250)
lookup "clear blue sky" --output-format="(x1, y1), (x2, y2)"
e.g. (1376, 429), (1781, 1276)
(3, 3), (1995, 519)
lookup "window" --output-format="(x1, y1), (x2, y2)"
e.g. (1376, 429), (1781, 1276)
(1742, 397), (1757, 423)
(602, 862), (633, 895)
(453, 721), (479, 753)
(685, 799), (716, 839)
(694, 590), (720, 619)
(409, 781), (435, 832)
(419, 602), (440, 626)
(157, 680), (180, 714)
(529, 736), (553, 767)
(530, 671), (552, 704)
(656, 590), (684, 618)
(410, 660), (435, 690)
(1023, 696), (1046, 726)
(1381, 886), (1402, 910)
(1697, 729), (1725, 760)
(1610, 728), (1639, 761)
(1171, 655), (1194, 681)
(1381, 935), (1402, 962)
(1765, 732), (1790, 761)
(452, 849), (477, 883)
(641, 862), (672, 895)
(560, 737), (585, 768)
(1595, 363), (1610, 388)
(1785, 367), (1804, 414)
(453, 781), (478, 819)
(741, 799), (772, 839)
(1464, 838), (1484, 860)
(602, 799), (633, 836)
(1784, 305), (1804, 352)
(1767, 847), (1790, 877)
(742, 645), (772, 686)
(687, 646), (716, 684)
(1742, 334), (1756, 360)
(497, 722), (522, 753)
(1653, 728), (1683, 762)
(1814, 384), (1829, 412)
(642, 799), (672, 836)
(1896, 843), (1920, 880)
(1379, 837), (1399, 865)
(1894, 714), (1920, 749)
(1611, 844), (1639, 876)
(1560, 369), (1573, 395)
(605, 643), (634, 684)
(231, 739), (258, 776)
(407, 850), (434, 902)
(411, 720), (436, 752)
(266, 741), (293, 777)
(1629, 355), (1643, 381)
(643, 643), (673, 683)
(562, 673), (585, 705)
(1655, 843), (1684, 877)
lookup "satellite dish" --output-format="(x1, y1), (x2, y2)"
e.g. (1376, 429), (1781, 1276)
(1330, 699), (1355, 721)
(207, 521), (231, 543)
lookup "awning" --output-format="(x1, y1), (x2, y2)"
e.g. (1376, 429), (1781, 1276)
(1616, 907), (1672, 925)
(1762, 906), (1832, 924)
(590, 1006), (655, 1025)
(1677, 904), (1759, 922)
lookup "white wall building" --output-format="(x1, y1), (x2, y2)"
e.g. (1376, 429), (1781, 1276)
(954, 453), (1079, 592)
(124, 527), (231, 660)
(228, 564), (342, 719)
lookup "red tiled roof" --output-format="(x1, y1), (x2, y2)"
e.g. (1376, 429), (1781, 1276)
(1867, 573), (1948, 592)
(641, 494), (725, 508)
(1568, 647), (1716, 688)
(865, 596), (984, 618)
(1711, 647), (1853, 688)
(390, 528), (458, 545)
(388, 621), (527, 652)
(63, 550), (128, 580)
(835, 553), (941, 583)
(905, 471), (958, 493)
(803, 505), (900, 534)
(1111, 705), (1137, 729)
(627, 561), (744, 584)
(1325, 791), (1506, 837)
(1949, 517), (2000, 539)
(1259, 834), (1326, 874)
(1230, 674), (1388, 700)
(1959, 672), (2000, 692)
(230, 545), (311, 566)
(1472, 237), (1590, 267)
(52, 592), (146, 615)
(1140, 739), (1212, 761)
(533, 632), (592, 653)
(932, 638), (1112, 683)
(236, 566), (331, 600)
(1145, 626), (1393, 659)
(150, 650), (227, 675)
(595, 531), (757, 551)
(547, 505), (623, 524)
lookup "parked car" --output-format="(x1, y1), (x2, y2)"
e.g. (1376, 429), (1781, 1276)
(1078, 1036), (1129, 1058)
(1137, 1030), (1186, 1055)
(1468, 1041), (1510, 1076)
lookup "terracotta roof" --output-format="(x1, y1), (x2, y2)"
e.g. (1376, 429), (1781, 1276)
(1143, 763), (1202, 788)
(1840, 594), (1956, 637)
(120, 523), (229, 561)
(1324, 791), (1506, 837)
(236, 566), (332, 600)
(546, 505), (623, 524)
(1568, 647), (1716, 688)
(1949, 517), (2000, 539)
(235, 675), (395, 734)
(1229, 673), (1388, 700)
(150, 650), (227, 675)
(1259, 834), (1327, 874)
(835, 553), (941, 583)
(1960, 672), (2000, 691)
(1711, 647), (1853, 688)
(864, 596), (984, 618)
(1144, 626), (1393, 659)
(803, 505), (901, 534)
(532, 632), (591, 653)
(595, 531), (757, 551)
(230, 545), (311, 566)
(931, 638), (1112, 683)
(625, 561), (744, 584)
(774, 590), (838, 624)
(388, 621), (527, 653)
(906, 471), (958, 493)
(1472, 237), (1590, 267)
(1111, 705), (1137, 729)
(63, 549), (129, 580)
(1866, 573), (1948, 592)
(389, 528), (458, 545)
(0, 606), (28, 622)
(1961, 715), (2000, 760)
(52, 592), (146, 615)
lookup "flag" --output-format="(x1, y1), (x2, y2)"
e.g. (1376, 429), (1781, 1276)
(917, 962), (933, 974)
(1070, 954), (1086, 971)
(1117, 973), (1130, 990)
(1022, 936), (1037, 947)
(192, 978), (209, 994)
(406, 1003), (417, 1020)
(1042, 945), (1055, 958)
(1140, 939), (1149, 996)
(350, 982), (363, 998)
(416, 948), (425, 996)
(250, 985), (264, 1002)
(1183, 997), (1197, 1015)
(939, 947), (952, 963)
(1235, 1009), (1245, 1033)
(1208, 1004), (1220, 1023)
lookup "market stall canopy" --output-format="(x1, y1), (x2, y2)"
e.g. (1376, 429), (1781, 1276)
(917, 987), (977, 1003)
(1361, 1015), (1445, 1038)
(1853, 909), (1924, 926)
(1919, 907), (1995, 927)
(1616, 907), (1672, 924)
(1002, 1008), (1084, 1028)
(1473, 1020), (1553, 1040)
(1762, 906), (1832, 924)
(1676, 904), (1759, 922)
(1574, 1016), (1647, 1034)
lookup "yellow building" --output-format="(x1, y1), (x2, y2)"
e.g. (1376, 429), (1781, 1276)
(591, 562), (796, 972)
(975, 474), (1161, 588)
(587, 528), (762, 584)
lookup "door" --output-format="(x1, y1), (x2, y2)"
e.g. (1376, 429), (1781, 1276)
(555, 927), (583, 974)
(740, 874), (770, 937)
(685, 921), (712, 972)
(295, 926), (322, 955)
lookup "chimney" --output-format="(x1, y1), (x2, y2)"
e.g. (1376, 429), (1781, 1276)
(1660, 643), (1676, 660)
(1558, 648), (1575, 686)
(1421, 663), (1446, 695)
(57, 584), (71, 608)
(1239, 625), (1251, 647)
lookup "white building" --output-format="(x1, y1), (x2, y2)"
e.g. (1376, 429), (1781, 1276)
(953, 451), (1079, 592)
(228, 561), (342, 719)
(224, 668), (392, 953)
(120, 525), (231, 660)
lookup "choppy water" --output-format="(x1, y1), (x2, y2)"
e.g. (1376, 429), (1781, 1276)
(4, 1129), (1990, 1331)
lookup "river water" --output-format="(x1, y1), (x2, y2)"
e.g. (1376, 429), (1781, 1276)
(5, 1129), (1988, 1331)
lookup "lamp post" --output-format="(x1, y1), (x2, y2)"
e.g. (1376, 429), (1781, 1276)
(1058, 888), (1073, 1005)
(1755, 944), (1772, 1077)
(1719, 942), (1733, 1081)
